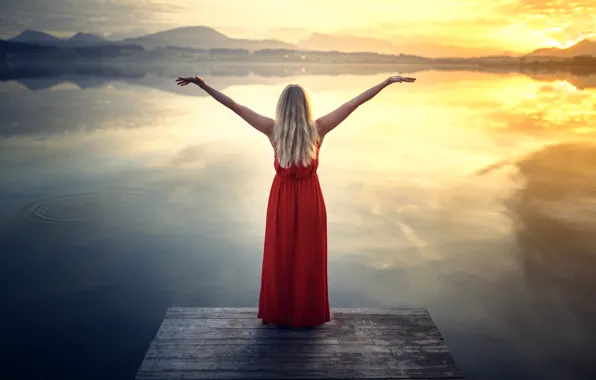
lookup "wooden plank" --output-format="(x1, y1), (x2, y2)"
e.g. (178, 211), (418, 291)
(157, 317), (437, 331)
(143, 342), (453, 359)
(162, 316), (436, 326)
(153, 330), (443, 341)
(153, 325), (443, 342)
(144, 341), (451, 353)
(165, 307), (429, 319)
(137, 356), (456, 371)
(136, 307), (463, 380)
(144, 337), (376, 345)
(144, 342), (394, 358)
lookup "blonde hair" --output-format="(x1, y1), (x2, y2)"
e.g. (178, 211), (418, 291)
(273, 84), (319, 168)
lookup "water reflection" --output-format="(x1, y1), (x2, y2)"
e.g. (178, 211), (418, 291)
(0, 67), (595, 380)
(488, 80), (596, 137)
(510, 143), (596, 331)
(472, 142), (596, 379)
(525, 71), (596, 90)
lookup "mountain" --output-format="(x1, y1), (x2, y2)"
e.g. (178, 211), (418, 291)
(297, 33), (512, 58)
(8, 27), (512, 57)
(121, 26), (294, 51)
(14, 26), (596, 59)
(121, 26), (227, 49)
(8, 30), (108, 47)
(9, 29), (61, 45)
(70, 32), (106, 45)
(527, 39), (596, 58)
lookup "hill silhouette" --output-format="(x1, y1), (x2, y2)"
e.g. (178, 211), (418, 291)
(6, 26), (519, 58)
(9, 30), (61, 44)
(527, 40), (596, 58)
(3, 27), (595, 65)
(9, 30), (108, 47)
(119, 26), (293, 51)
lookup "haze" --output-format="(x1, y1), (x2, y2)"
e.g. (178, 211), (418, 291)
(1, 0), (594, 56)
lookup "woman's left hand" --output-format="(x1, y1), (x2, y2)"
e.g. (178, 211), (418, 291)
(386, 75), (416, 84)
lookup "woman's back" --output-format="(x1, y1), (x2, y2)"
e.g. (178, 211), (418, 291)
(273, 141), (320, 181)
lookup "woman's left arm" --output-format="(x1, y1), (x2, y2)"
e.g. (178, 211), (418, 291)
(176, 76), (274, 137)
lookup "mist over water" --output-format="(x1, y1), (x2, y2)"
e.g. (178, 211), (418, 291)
(1, 64), (595, 380)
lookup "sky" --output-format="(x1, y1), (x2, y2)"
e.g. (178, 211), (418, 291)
(0, 0), (595, 53)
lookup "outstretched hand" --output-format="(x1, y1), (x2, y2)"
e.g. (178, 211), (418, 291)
(176, 76), (205, 87)
(386, 75), (416, 84)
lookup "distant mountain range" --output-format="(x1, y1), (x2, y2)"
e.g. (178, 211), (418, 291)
(7, 27), (293, 52)
(9, 30), (109, 47)
(4, 26), (596, 59)
(119, 26), (294, 51)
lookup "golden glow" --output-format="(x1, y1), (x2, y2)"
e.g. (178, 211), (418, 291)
(551, 33), (596, 49)
(56, 0), (595, 55)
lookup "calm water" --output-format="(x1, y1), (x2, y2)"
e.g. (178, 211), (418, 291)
(1, 66), (595, 380)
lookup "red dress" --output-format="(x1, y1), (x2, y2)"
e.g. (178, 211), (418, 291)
(257, 142), (330, 327)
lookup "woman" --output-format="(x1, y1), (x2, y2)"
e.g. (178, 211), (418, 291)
(176, 74), (416, 327)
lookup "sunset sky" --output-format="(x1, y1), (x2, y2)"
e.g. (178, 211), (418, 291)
(0, 0), (594, 53)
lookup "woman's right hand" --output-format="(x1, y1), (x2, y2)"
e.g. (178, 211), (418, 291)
(386, 75), (416, 84)
(176, 76), (206, 87)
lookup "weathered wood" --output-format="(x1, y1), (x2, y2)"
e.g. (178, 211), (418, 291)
(138, 358), (457, 371)
(136, 307), (463, 380)
(154, 329), (442, 342)
(161, 316), (436, 328)
(143, 342), (452, 358)
(165, 307), (429, 319)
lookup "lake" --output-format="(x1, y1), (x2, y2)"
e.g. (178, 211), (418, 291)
(1, 65), (595, 380)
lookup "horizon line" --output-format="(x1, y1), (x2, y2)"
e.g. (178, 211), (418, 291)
(5, 26), (594, 55)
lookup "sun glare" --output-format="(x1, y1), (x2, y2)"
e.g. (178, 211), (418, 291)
(547, 33), (596, 49)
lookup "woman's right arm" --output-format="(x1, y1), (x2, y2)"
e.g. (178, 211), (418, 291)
(176, 76), (274, 137)
(316, 75), (415, 137)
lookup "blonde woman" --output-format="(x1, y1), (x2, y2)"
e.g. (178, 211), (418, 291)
(176, 74), (416, 327)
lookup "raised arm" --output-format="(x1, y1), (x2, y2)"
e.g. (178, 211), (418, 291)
(315, 75), (415, 137)
(176, 76), (274, 137)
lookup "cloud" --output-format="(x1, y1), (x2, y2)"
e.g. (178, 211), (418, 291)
(488, 80), (596, 137)
(0, 0), (191, 37)
(497, 0), (596, 44)
(503, 0), (595, 15)
(1, 0), (592, 51)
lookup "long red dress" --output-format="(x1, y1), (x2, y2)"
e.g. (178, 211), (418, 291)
(257, 142), (330, 327)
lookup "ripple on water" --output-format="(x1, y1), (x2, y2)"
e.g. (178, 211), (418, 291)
(20, 189), (150, 224)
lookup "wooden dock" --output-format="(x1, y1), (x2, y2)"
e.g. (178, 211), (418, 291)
(136, 307), (463, 379)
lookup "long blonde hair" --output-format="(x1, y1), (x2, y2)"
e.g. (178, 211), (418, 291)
(274, 84), (319, 168)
